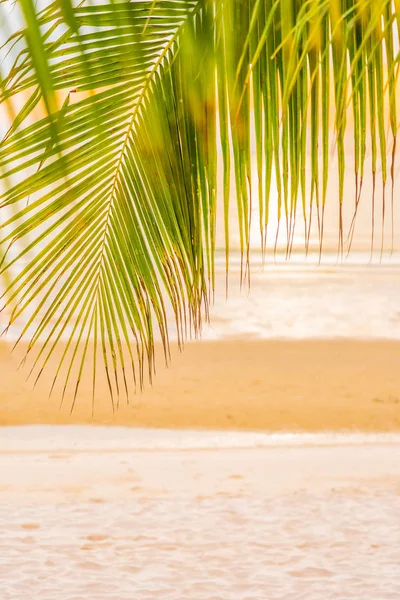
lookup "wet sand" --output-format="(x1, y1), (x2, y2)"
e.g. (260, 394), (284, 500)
(1, 339), (400, 431)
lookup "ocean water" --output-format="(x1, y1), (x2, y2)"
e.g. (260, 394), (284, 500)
(206, 252), (400, 340)
(1, 251), (400, 342)
(1, 427), (400, 599)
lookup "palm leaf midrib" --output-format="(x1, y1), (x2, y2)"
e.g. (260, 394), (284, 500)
(91, 0), (202, 309)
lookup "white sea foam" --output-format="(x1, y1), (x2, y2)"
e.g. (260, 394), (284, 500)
(2, 425), (400, 452)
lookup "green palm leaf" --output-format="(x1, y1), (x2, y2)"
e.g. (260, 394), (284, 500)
(0, 0), (399, 408)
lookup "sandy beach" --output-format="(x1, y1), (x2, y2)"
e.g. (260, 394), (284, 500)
(2, 338), (400, 431)
(1, 426), (400, 599)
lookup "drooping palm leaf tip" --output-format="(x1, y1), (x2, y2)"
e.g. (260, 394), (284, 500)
(0, 0), (398, 409)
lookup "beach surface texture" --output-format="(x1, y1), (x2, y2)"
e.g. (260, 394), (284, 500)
(2, 339), (400, 430)
(1, 426), (400, 599)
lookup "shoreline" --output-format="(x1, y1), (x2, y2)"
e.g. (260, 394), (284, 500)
(1, 338), (400, 431)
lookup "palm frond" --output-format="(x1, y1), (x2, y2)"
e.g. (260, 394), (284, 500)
(0, 0), (399, 407)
